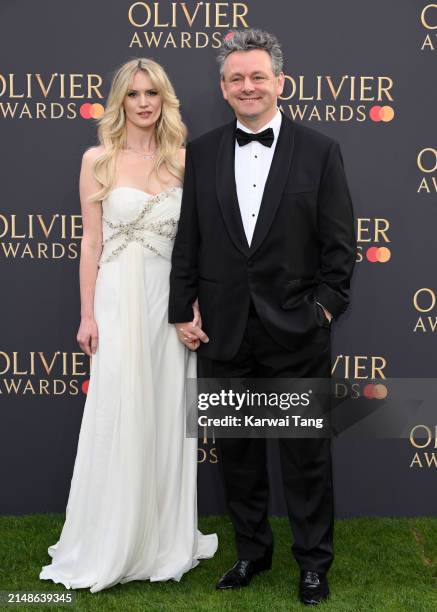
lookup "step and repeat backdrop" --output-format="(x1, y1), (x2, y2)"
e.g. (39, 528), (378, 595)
(1, 1), (436, 517)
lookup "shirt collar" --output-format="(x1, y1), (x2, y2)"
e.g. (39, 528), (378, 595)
(236, 109), (282, 142)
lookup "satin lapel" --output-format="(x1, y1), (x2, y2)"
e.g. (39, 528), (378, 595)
(249, 115), (295, 256)
(216, 120), (250, 256)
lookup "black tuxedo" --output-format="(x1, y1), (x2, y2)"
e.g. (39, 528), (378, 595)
(169, 113), (356, 573)
(169, 114), (355, 362)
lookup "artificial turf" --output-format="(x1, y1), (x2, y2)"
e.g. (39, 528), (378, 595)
(0, 514), (436, 611)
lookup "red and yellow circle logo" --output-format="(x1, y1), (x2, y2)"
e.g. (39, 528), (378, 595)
(366, 246), (391, 263)
(363, 383), (388, 399)
(369, 105), (395, 122)
(79, 103), (105, 120)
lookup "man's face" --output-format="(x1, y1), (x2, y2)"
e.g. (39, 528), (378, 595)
(220, 49), (284, 125)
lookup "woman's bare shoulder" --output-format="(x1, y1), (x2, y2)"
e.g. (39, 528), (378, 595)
(82, 145), (105, 164)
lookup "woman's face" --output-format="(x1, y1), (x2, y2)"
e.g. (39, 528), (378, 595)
(123, 70), (162, 130)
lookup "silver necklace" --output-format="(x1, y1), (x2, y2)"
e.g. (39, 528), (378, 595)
(125, 144), (157, 159)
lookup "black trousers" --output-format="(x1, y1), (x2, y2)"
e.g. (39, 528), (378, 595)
(198, 301), (334, 573)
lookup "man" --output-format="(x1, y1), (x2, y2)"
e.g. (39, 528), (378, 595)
(169, 29), (355, 606)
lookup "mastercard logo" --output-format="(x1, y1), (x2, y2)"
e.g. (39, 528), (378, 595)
(366, 246), (391, 263)
(81, 379), (90, 394)
(363, 383), (387, 399)
(369, 105), (395, 122)
(80, 103), (104, 120)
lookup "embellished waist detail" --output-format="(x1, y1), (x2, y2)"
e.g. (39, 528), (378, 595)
(99, 188), (180, 265)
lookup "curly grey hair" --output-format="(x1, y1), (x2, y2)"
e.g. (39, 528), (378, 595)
(217, 29), (283, 79)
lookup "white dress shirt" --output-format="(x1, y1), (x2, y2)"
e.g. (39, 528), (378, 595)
(233, 109), (332, 321)
(234, 109), (282, 246)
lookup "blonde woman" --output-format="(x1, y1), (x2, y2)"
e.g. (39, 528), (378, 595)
(40, 59), (217, 593)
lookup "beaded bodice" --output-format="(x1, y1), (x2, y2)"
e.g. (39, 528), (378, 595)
(99, 186), (181, 265)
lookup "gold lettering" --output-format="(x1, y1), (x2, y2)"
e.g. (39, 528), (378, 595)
(421, 33), (435, 50)
(377, 77), (394, 102)
(23, 380), (35, 395)
(35, 73), (57, 98)
(417, 147), (437, 173)
(326, 75), (348, 101)
(128, 2), (151, 27)
(0, 215), (8, 238)
(181, 31), (191, 48)
(234, 3), (248, 27)
(410, 424), (432, 448)
(72, 352), (89, 376)
(421, 4), (437, 30)
(9, 74), (24, 99)
(374, 218), (390, 242)
(59, 73), (65, 99)
(417, 177), (431, 193)
(54, 380), (67, 395)
(0, 352), (11, 375)
(35, 102), (47, 119)
(71, 216), (83, 239)
(349, 76), (356, 101)
(11, 215), (25, 239)
(87, 74), (103, 98)
(37, 243), (48, 258)
(40, 379), (50, 395)
(180, 2), (203, 27)
(163, 32), (177, 48)
(129, 32), (142, 47)
(39, 351), (60, 376)
(354, 356), (368, 379)
(410, 452), (423, 468)
(359, 76), (374, 101)
(196, 32), (209, 48)
(205, 1), (211, 27)
(215, 3), (229, 27)
(357, 218), (371, 242)
(413, 288), (436, 312)
(154, 1), (169, 26)
(37, 214), (59, 238)
(21, 243), (33, 257)
(13, 352), (27, 375)
(209, 446), (218, 463)
(299, 75), (313, 101)
(424, 452), (437, 467)
(69, 74), (84, 99)
(0, 73), (6, 97)
(371, 356), (386, 379)
(280, 76), (297, 101)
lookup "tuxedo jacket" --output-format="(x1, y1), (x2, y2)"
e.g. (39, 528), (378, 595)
(169, 114), (356, 361)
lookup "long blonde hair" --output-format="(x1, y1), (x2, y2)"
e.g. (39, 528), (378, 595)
(91, 58), (187, 202)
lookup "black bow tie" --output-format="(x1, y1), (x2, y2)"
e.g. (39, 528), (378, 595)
(235, 127), (274, 148)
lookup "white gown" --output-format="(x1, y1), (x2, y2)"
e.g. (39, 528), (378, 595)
(40, 186), (218, 593)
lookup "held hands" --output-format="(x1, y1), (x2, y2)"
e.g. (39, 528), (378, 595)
(175, 299), (209, 351)
(77, 317), (99, 356)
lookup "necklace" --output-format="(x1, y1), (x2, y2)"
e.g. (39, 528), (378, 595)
(125, 144), (157, 159)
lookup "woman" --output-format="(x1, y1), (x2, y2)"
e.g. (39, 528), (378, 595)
(39, 58), (217, 593)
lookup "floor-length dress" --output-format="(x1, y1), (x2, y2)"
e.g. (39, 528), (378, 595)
(40, 186), (217, 593)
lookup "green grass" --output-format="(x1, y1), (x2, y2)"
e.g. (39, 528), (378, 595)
(0, 515), (436, 611)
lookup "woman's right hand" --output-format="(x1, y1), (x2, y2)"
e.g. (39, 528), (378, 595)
(77, 317), (99, 356)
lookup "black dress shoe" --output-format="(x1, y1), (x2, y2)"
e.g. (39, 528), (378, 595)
(216, 558), (271, 590)
(299, 570), (329, 605)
